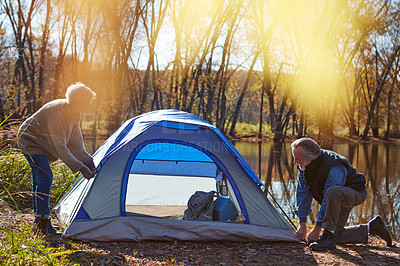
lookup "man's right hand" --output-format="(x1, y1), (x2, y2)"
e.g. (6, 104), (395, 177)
(296, 222), (307, 241)
(86, 158), (96, 172)
(80, 166), (93, 180)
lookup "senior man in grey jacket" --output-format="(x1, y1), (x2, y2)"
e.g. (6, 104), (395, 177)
(17, 82), (96, 235)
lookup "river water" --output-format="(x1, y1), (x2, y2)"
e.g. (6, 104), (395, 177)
(85, 138), (400, 240)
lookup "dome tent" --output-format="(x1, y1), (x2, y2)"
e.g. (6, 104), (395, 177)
(54, 110), (298, 242)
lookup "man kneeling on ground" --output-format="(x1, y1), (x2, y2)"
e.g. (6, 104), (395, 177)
(292, 137), (393, 251)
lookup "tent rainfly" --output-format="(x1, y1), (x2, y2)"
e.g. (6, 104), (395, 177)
(54, 109), (298, 242)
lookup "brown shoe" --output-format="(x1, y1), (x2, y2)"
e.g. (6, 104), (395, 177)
(34, 216), (62, 236)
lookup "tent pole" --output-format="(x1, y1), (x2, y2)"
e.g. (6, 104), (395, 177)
(67, 178), (91, 226)
(264, 187), (297, 230)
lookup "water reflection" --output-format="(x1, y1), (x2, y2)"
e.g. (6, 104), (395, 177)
(235, 141), (400, 240)
(85, 137), (400, 240)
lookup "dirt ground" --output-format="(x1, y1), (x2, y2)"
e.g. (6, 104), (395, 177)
(69, 235), (400, 265)
(2, 208), (400, 266)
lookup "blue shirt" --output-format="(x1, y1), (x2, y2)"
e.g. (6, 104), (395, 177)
(295, 165), (347, 226)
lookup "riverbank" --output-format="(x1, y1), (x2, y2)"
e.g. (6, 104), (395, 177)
(3, 121), (400, 150)
(232, 133), (400, 146)
(1, 205), (399, 265)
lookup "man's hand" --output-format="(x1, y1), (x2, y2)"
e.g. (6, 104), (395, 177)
(86, 158), (96, 172)
(80, 166), (93, 180)
(296, 222), (307, 241)
(307, 225), (322, 243)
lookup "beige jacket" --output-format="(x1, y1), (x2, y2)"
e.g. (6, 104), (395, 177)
(17, 99), (92, 173)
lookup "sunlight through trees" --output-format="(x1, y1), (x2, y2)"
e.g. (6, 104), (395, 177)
(1, 0), (399, 140)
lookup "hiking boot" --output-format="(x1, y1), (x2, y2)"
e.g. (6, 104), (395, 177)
(34, 216), (62, 236)
(369, 216), (392, 247)
(309, 230), (336, 251)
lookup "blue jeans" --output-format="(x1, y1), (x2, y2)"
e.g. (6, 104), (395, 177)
(24, 154), (53, 217)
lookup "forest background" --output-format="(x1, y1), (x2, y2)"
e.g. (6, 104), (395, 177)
(1, 0), (400, 142)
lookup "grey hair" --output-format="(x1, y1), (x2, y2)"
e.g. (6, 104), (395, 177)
(65, 82), (96, 104)
(291, 137), (321, 160)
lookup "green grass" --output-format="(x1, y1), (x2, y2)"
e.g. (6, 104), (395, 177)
(234, 122), (273, 138)
(0, 148), (33, 211)
(0, 147), (82, 265)
(0, 147), (77, 212)
(80, 119), (107, 131)
(0, 219), (80, 265)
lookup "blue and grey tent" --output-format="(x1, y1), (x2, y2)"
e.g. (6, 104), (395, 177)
(54, 110), (298, 242)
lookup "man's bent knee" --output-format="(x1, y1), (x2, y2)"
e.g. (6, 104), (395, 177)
(325, 186), (344, 200)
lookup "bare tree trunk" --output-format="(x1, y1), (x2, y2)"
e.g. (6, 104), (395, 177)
(384, 80), (394, 140)
(372, 101), (379, 137)
(362, 45), (400, 139)
(83, 2), (93, 67)
(259, 85), (264, 139)
(4, 0), (40, 116)
(297, 110), (306, 138)
(52, 2), (80, 98)
(214, 1), (243, 130)
(26, 25), (37, 113)
(38, 0), (52, 107)
(229, 52), (259, 136)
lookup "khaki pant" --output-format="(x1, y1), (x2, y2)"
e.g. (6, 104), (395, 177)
(322, 186), (368, 244)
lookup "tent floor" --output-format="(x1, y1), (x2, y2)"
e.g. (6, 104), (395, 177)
(126, 205), (245, 222)
(126, 205), (187, 218)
